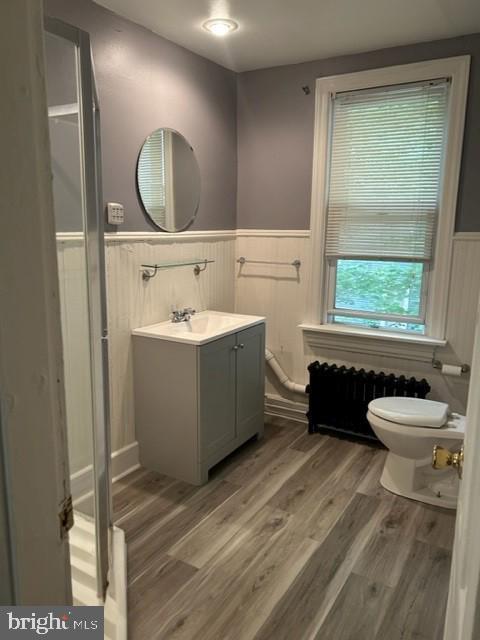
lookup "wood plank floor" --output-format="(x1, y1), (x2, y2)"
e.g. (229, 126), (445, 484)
(113, 418), (456, 640)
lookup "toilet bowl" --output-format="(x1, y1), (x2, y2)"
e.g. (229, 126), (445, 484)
(367, 396), (465, 509)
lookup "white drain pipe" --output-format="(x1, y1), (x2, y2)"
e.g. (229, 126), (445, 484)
(265, 348), (306, 395)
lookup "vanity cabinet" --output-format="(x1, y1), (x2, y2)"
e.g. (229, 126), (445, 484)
(133, 321), (265, 485)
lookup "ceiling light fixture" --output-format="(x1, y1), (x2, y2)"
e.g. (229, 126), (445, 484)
(203, 18), (238, 37)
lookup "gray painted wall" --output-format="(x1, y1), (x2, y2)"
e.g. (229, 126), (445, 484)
(44, 0), (480, 233)
(44, 0), (237, 232)
(49, 119), (83, 232)
(237, 34), (480, 231)
(45, 32), (83, 233)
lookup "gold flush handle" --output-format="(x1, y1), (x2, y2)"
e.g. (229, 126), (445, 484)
(432, 444), (464, 479)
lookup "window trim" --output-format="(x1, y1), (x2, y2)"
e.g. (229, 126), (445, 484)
(304, 56), (470, 345)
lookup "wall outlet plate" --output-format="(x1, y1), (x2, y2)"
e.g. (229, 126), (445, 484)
(107, 202), (124, 225)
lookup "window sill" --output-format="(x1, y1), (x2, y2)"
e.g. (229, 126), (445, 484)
(299, 322), (446, 363)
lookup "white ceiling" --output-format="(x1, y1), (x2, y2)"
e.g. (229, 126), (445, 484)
(95, 0), (480, 72)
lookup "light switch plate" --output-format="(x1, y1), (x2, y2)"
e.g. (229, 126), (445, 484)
(107, 202), (124, 225)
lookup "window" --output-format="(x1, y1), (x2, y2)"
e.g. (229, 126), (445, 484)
(137, 129), (174, 229)
(137, 128), (167, 226)
(305, 58), (470, 346)
(332, 259), (425, 333)
(325, 79), (449, 335)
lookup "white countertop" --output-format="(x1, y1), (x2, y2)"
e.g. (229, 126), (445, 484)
(132, 310), (266, 345)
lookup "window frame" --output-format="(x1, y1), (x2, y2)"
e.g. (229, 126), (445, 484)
(304, 56), (470, 343)
(325, 257), (430, 332)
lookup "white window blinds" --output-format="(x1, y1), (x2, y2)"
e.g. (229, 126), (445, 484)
(137, 128), (167, 227)
(325, 79), (449, 261)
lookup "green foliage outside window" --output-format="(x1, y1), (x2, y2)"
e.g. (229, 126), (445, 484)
(334, 259), (424, 332)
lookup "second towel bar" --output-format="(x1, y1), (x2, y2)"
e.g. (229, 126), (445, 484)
(237, 257), (301, 268)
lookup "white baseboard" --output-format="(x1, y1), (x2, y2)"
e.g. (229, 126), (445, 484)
(111, 441), (140, 482)
(70, 465), (95, 502)
(265, 393), (308, 424)
(71, 441), (140, 502)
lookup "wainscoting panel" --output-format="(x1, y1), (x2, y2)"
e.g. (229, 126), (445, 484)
(235, 232), (480, 415)
(105, 234), (236, 454)
(57, 232), (235, 477)
(57, 237), (94, 475)
(59, 230), (479, 479)
(445, 235), (480, 366)
(235, 233), (311, 391)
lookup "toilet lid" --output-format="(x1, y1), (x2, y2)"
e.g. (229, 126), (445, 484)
(368, 397), (450, 428)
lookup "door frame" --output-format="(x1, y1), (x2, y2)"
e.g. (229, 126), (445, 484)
(44, 15), (112, 599)
(0, 0), (72, 604)
(444, 292), (480, 639)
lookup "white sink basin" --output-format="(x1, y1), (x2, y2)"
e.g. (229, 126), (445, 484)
(132, 310), (265, 345)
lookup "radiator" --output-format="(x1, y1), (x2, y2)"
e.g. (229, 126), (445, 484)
(306, 361), (431, 442)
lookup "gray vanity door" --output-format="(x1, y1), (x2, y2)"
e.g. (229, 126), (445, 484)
(236, 324), (265, 440)
(198, 333), (237, 460)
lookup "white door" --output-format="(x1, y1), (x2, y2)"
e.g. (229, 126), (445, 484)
(444, 295), (480, 639)
(0, 0), (72, 604)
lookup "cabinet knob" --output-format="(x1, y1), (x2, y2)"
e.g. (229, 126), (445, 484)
(239, 343), (245, 349)
(233, 345), (239, 351)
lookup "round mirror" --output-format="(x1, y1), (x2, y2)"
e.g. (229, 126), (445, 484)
(136, 128), (200, 232)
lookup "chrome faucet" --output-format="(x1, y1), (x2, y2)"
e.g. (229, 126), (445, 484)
(171, 307), (196, 323)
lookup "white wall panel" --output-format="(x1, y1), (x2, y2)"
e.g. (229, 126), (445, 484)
(105, 235), (236, 453)
(58, 234), (235, 459)
(56, 238), (94, 475)
(59, 231), (479, 464)
(235, 232), (480, 415)
(445, 236), (480, 365)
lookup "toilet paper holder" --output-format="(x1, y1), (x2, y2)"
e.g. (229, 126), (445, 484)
(432, 358), (470, 374)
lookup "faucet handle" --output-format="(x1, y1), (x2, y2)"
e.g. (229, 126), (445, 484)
(170, 308), (195, 323)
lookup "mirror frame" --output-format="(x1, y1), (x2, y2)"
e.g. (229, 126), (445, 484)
(136, 127), (200, 233)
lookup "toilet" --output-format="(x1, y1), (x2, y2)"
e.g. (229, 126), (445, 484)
(367, 396), (465, 509)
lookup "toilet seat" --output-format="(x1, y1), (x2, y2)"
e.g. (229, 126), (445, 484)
(368, 397), (449, 428)
(367, 410), (465, 439)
